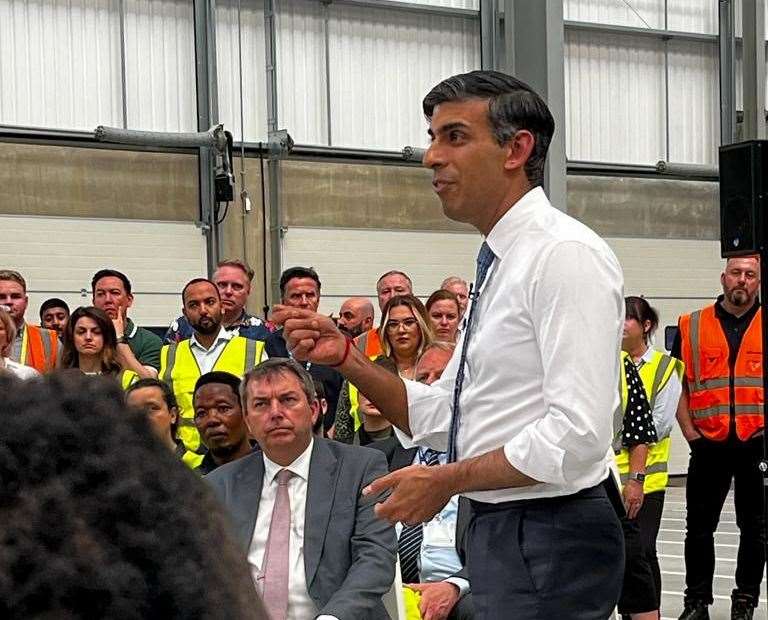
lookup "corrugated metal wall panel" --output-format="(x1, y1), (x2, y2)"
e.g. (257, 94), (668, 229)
(390, 0), (478, 8)
(216, 0), (267, 142)
(282, 226), (479, 317)
(327, 3), (480, 150)
(0, 0), (122, 130)
(667, 0), (718, 34)
(565, 29), (666, 164)
(564, 0), (664, 29)
(668, 40), (718, 165)
(0, 215), (207, 326)
(124, 0), (196, 131)
(276, 0), (328, 145)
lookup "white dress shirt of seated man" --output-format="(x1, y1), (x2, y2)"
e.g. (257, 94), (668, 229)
(399, 342), (471, 620)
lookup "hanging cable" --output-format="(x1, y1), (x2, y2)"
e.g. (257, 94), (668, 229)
(237, 0), (251, 256)
(616, 0), (653, 29)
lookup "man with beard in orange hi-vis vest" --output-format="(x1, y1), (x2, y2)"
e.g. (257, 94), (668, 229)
(674, 256), (764, 620)
(0, 270), (58, 373)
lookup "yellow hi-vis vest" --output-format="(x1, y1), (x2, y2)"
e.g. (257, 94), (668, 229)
(615, 349), (684, 494)
(159, 336), (264, 463)
(119, 369), (139, 390)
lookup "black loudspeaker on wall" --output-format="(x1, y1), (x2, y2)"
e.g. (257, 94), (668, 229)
(720, 140), (768, 257)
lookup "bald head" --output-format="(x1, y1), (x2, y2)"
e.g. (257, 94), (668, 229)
(338, 297), (375, 338)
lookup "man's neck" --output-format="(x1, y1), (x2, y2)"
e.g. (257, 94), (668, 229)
(266, 439), (311, 467)
(194, 326), (222, 350)
(222, 308), (244, 327)
(211, 440), (251, 466)
(476, 182), (533, 236)
(720, 297), (757, 318)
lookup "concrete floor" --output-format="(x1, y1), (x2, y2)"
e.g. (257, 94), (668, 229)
(659, 486), (767, 620)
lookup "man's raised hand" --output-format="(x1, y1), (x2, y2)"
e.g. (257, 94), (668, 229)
(271, 305), (349, 366)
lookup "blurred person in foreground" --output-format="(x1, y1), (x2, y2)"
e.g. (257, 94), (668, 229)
(0, 371), (266, 620)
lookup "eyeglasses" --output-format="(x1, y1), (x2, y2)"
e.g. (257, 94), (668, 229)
(385, 318), (419, 331)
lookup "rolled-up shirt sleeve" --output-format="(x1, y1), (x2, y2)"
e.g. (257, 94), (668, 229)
(502, 241), (623, 485)
(401, 350), (459, 452)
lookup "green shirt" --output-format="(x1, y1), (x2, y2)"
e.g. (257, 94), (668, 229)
(126, 318), (162, 370)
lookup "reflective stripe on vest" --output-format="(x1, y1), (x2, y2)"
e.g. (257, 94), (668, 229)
(615, 350), (682, 494)
(20, 324), (58, 373)
(120, 369), (139, 390)
(350, 329), (383, 429)
(679, 305), (764, 441)
(160, 337), (265, 455)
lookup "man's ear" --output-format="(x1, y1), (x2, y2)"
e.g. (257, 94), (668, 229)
(502, 130), (535, 173)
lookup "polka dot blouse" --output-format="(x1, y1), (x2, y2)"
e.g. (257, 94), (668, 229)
(621, 356), (658, 448)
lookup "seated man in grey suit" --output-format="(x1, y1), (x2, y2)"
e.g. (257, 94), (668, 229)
(206, 357), (397, 620)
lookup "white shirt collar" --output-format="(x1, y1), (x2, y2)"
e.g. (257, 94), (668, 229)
(263, 437), (314, 484)
(485, 186), (547, 259)
(189, 325), (234, 352)
(638, 346), (655, 365)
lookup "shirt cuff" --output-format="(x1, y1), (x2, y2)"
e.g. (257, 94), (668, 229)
(402, 378), (451, 452)
(503, 430), (567, 485)
(316, 616), (340, 620)
(444, 576), (470, 597)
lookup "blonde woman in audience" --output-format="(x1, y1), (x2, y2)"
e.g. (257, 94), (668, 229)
(0, 307), (39, 379)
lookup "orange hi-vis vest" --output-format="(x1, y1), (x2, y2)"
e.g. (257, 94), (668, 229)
(678, 305), (764, 441)
(354, 328), (383, 360)
(17, 324), (59, 373)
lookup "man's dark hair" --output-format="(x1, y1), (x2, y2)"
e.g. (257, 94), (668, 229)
(91, 269), (132, 295)
(423, 70), (555, 187)
(182, 278), (220, 304)
(0, 372), (265, 619)
(194, 371), (242, 404)
(39, 297), (70, 320)
(279, 266), (321, 297)
(126, 377), (180, 437)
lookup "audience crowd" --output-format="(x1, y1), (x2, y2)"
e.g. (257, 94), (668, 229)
(0, 255), (760, 620)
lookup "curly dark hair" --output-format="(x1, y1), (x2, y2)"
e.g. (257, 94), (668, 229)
(0, 372), (266, 620)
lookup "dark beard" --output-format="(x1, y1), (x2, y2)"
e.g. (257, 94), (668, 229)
(192, 318), (220, 335)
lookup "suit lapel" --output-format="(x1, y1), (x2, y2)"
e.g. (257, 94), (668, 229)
(231, 453), (266, 551)
(391, 445), (418, 472)
(304, 440), (339, 586)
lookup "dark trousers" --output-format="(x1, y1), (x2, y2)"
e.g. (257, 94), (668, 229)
(636, 490), (665, 608)
(684, 435), (765, 603)
(604, 476), (659, 614)
(466, 481), (624, 619)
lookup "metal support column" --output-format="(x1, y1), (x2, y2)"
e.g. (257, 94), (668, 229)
(719, 0), (736, 145)
(194, 0), (220, 276)
(743, 0), (766, 139)
(479, 0), (498, 70)
(264, 0), (283, 307)
(499, 0), (567, 210)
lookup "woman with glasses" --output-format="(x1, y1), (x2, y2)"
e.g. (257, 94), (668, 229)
(333, 294), (435, 443)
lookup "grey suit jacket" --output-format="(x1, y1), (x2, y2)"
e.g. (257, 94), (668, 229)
(205, 438), (397, 620)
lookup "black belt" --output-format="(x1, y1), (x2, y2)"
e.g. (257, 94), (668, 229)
(469, 478), (610, 514)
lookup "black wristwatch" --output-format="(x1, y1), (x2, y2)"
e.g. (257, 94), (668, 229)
(117, 335), (129, 345)
(628, 472), (646, 483)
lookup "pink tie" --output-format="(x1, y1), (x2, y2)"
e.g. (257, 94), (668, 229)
(261, 469), (294, 620)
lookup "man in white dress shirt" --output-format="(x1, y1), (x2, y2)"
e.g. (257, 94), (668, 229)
(205, 358), (396, 620)
(273, 70), (625, 619)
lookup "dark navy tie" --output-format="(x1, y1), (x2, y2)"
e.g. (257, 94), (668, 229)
(397, 448), (442, 583)
(447, 241), (495, 463)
